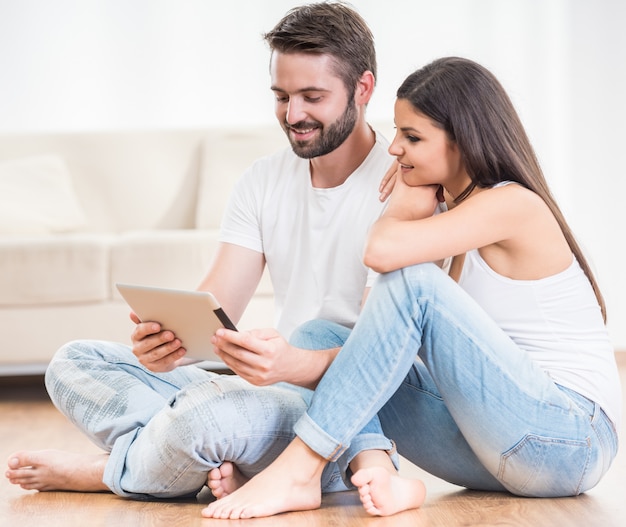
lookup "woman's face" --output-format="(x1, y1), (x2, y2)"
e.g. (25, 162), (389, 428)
(388, 98), (466, 189)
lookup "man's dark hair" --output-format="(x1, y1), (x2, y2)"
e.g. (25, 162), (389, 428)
(263, 2), (377, 93)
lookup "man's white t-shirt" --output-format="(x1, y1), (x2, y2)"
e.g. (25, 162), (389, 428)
(219, 132), (391, 338)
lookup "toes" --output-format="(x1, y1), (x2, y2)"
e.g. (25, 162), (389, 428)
(211, 487), (227, 499)
(219, 463), (234, 478)
(7, 451), (44, 471)
(222, 505), (247, 520)
(6, 469), (35, 485)
(202, 501), (239, 519)
(7, 468), (32, 478)
(201, 504), (220, 518)
(357, 482), (371, 498)
(7, 455), (27, 470)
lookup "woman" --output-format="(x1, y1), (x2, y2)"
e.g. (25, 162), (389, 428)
(203, 56), (621, 519)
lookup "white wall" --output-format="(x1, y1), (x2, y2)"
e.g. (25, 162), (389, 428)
(1, 0), (625, 348)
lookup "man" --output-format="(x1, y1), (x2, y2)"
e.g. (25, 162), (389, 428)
(6, 2), (395, 501)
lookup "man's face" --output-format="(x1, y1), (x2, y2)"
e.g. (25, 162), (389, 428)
(270, 52), (357, 159)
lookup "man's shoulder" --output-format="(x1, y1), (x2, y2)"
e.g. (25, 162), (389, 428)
(371, 129), (393, 160)
(355, 132), (393, 180)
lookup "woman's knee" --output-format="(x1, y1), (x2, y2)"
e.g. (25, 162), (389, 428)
(379, 262), (443, 289)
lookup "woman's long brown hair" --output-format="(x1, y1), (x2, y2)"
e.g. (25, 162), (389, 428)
(397, 57), (606, 321)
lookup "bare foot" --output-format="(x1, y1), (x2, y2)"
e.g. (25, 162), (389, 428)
(201, 438), (325, 519)
(5, 450), (109, 492)
(207, 462), (249, 499)
(351, 467), (426, 517)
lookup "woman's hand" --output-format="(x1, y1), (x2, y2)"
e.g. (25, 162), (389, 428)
(379, 161), (399, 202)
(384, 168), (443, 222)
(365, 168), (447, 273)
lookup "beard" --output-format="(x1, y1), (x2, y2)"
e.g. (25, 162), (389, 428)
(283, 95), (357, 159)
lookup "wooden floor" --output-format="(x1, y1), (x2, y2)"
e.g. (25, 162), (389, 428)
(1, 354), (625, 527)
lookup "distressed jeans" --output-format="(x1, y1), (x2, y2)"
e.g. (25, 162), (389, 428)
(290, 263), (619, 497)
(45, 338), (393, 499)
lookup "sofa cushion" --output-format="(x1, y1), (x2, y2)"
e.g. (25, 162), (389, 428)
(0, 234), (111, 306)
(110, 228), (274, 299)
(0, 155), (88, 235)
(0, 302), (135, 367)
(110, 229), (220, 297)
(195, 126), (288, 229)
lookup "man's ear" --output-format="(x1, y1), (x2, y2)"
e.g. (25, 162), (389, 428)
(355, 70), (376, 105)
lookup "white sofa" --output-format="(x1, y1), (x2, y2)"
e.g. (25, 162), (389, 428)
(0, 126), (294, 375)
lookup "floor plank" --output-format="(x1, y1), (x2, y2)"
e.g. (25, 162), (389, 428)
(1, 353), (624, 527)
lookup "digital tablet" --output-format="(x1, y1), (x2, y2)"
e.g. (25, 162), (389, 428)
(116, 283), (237, 363)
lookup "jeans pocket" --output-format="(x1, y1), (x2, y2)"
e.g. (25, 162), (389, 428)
(589, 402), (619, 476)
(498, 434), (590, 497)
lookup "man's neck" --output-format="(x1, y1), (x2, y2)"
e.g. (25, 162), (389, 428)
(309, 121), (376, 189)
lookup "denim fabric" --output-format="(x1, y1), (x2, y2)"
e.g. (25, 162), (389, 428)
(288, 323), (398, 485)
(45, 340), (348, 498)
(291, 263), (619, 497)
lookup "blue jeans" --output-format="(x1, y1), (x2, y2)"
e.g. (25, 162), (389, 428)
(291, 263), (619, 497)
(45, 340), (357, 499)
